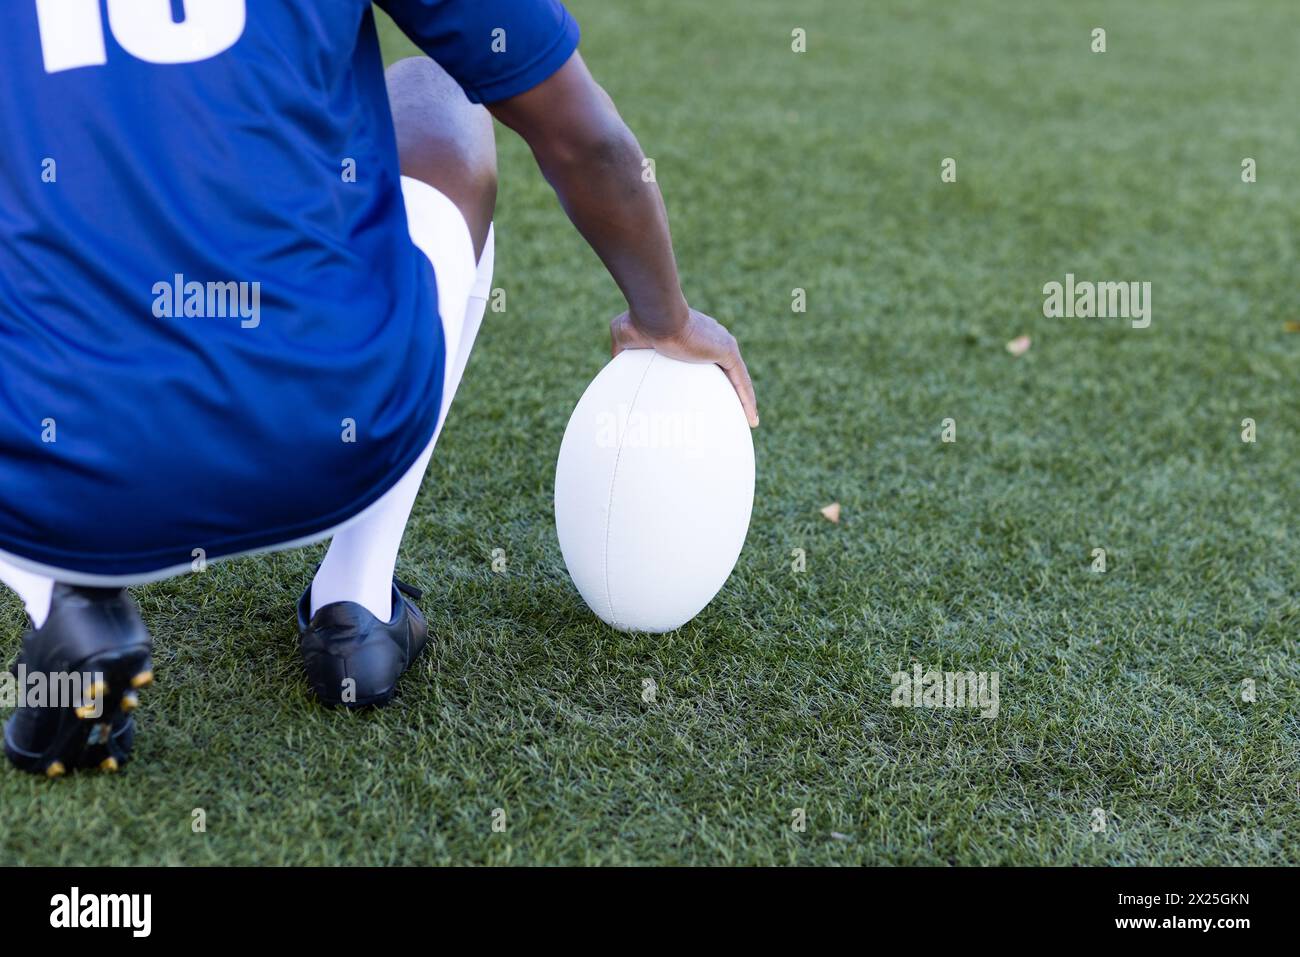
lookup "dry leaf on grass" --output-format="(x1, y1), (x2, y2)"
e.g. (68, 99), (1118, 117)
(1005, 335), (1032, 356)
(1284, 321), (1300, 333)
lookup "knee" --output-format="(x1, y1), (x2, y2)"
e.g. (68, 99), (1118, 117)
(457, 113), (498, 223)
(386, 57), (497, 253)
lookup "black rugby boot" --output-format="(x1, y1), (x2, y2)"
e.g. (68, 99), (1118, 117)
(4, 585), (153, 777)
(296, 579), (428, 708)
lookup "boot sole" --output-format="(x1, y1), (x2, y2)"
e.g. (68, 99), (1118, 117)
(4, 647), (153, 777)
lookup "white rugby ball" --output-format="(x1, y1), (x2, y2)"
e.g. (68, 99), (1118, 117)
(554, 350), (755, 633)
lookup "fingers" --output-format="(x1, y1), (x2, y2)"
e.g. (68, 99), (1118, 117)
(718, 345), (759, 428)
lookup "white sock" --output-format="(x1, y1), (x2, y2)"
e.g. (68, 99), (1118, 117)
(310, 225), (495, 621)
(0, 555), (56, 629)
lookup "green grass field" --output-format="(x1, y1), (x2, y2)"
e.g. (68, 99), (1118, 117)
(2, 0), (1297, 865)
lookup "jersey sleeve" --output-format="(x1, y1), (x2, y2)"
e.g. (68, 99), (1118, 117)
(377, 0), (580, 104)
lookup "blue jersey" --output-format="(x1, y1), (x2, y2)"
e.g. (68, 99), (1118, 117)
(0, 1), (579, 577)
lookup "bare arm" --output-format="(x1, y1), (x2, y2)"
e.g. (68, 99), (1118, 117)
(489, 53), (758, 427)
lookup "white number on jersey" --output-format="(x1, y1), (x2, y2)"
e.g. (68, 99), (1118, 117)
(36, 0), (246, 74)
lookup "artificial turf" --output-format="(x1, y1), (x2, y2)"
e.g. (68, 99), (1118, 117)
(1, 0), (1296, 865)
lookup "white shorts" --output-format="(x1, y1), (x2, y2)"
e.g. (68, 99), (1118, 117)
(0, 176), (485, 587)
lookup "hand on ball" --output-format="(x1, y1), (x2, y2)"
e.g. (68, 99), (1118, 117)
(610, 308), (759, 428)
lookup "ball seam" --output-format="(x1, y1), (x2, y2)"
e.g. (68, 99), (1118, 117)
(600, 352), (658, 630)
